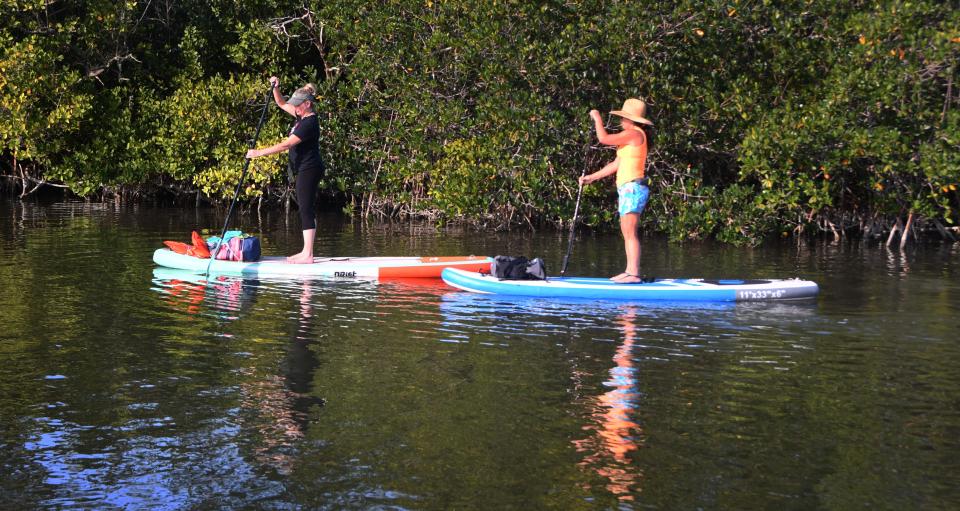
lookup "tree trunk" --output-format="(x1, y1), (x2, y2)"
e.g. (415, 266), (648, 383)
(885, 217), (903, 248)
(900, 211), (915, 250)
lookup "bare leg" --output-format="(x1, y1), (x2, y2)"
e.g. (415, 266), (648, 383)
(287, 228), (316, 264)
(614, 213), (642, 283)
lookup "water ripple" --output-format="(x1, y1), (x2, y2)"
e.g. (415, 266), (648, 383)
(4, 201), (960, 509)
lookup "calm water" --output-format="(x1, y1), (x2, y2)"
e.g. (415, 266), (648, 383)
(1, 199), (959, 509)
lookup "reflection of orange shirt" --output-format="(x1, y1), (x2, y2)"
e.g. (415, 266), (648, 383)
(615, 130), (648, 187)
(573, 308), (643, 501)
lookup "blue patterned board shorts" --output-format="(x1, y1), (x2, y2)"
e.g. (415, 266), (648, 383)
(618, 180), (650, 216)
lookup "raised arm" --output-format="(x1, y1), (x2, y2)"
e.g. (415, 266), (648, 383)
(270, 76), (297, 117)
(590, 110), (639, 147)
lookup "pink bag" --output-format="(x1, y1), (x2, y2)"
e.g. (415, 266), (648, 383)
(215, 237), (244, 261)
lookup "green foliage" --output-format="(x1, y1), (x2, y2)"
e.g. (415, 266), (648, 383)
(0, 34), (92, 182)
(1, 0), (957, 242)
(735, 0), (959, 240)
(150, 75), (278, 198)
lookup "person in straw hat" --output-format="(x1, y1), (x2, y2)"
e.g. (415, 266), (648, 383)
(579, 98), (654, 283)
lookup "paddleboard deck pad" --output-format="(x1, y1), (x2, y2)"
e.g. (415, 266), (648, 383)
(153, 249), (491, 278)
(441, 268), (819, 302)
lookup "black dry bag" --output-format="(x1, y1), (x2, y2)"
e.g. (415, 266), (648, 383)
(491, 255), (547, 280)
(525, 258), (547, 280)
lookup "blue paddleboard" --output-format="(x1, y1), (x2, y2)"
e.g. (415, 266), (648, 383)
(441, 268), (819, 302)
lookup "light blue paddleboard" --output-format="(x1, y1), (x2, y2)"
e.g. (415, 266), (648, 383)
(441, 268), (819, 302)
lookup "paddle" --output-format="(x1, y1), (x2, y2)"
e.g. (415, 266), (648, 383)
(204, 84), (274, 278)
(559, 172), (585, 277)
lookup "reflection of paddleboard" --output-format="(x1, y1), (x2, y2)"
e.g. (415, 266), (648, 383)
(151, 267), (212, 285)
(441, 268), (819, 302)
(437, 288), (738, 314)
(153, 249), (491, 278)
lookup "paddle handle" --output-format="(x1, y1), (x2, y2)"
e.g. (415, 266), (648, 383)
(205, 85), (274, 277)
(559, 175), (584, 276)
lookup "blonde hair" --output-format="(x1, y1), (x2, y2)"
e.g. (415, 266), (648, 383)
(291, 83), (318, 112)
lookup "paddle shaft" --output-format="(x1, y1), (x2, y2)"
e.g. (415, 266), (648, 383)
(559, 176), (584, 276)
(205, 86), (274, 277)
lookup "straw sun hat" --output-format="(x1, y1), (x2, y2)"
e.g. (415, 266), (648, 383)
(610, 98), (654, 126)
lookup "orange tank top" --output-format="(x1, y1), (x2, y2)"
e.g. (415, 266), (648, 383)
(615, 130), (648, 187)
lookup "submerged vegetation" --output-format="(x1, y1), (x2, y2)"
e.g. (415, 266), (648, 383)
(1, 0), (957, 245)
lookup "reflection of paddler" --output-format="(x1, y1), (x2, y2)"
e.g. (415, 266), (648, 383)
(243, 280), (324, 475)
(573, 307), (643, 501)
(297, 279), (313, 330)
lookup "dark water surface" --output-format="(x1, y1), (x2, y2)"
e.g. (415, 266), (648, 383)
(2, 199), (959, 509)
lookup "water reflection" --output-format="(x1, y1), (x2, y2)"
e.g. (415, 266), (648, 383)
(573, 306), (644, 502)
(245, 280), (326, 475)
(435, 291), (825, 505)
(884, 245), (911, 275)
(22, 414), (287, 509)
(151, 271), (327, 476)
(437, 291), (737, 336)
(150, 268), (260, 318)
(7, 198), (960, 508)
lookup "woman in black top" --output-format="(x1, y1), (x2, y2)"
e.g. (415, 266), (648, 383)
(247, 76), (324, 263)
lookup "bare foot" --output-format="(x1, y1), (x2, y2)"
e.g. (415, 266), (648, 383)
(615, 274), (656, 284)
(609, 272), (629, 281)
(614, 273), (653, 284)
(286, 253), (315, 264)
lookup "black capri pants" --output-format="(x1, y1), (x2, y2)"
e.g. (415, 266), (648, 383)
(295, 164), (324, 230)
